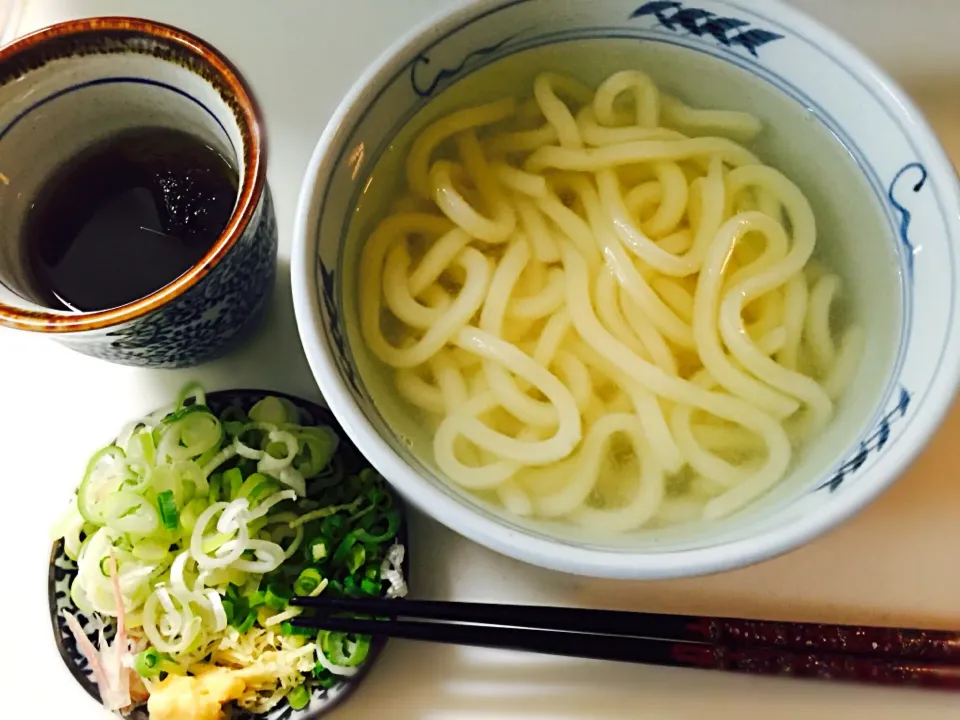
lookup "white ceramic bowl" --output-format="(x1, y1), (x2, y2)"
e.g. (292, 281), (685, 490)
(292, 0), (960, 579)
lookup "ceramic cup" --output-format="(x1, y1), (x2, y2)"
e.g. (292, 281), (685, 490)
(0, 17), (277, 368)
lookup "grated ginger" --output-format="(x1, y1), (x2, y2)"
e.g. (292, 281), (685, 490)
(147, 668), (245, 720)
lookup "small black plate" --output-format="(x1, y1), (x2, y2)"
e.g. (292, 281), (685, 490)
(48, 389), (409, 720)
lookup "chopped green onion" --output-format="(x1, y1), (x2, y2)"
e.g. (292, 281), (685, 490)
(222, 467), (243, 500)
(289, 499), (361, 530)
(220, 405), (248, 422)
(77, 446), (127, 525)
(293, 568), (324, 596)
(236, 609), (257, 634)
(287, 684), (311, 710)
(103, 491), (160, 536)
(223, 420), (246, 437)
(180, 498), (208, 534)
(264, 584), (290, 611)
(169, 411), (222, 459)
(133, 649), (163, 678)
(310, 455), (344, 494)
(250, 479), (282, 503)
(265, 440), (291, 460)
(319, 514), (346, 539)
(156, 490), (179, 531)
(181, 479), (197, 504)
(133, 649), (182, 678)
(192, 447), (221, 478)
(346, 545), (366, 575)
(175, 380), (206, 410)
(306, 537), (327, 563)
(136, 430), (157, 469)
(208, 473), (223, 503)
(222, 598), (235, 626)
(354, 509), (401, 544)
(343, 575), (361, 597)
(236, 425), (269, 458)
(280, 621), (315, 637)
(249, 396), (292, 426)
(237, 472), (269, 499)
(132, 540), (169, 563)
(320, 630), (371, 667)
(162, 402), (213, 426)
(52, 384), (406, 695)
(149, 465), (187, 508)
(201, 531), (236, 554)
(247, 515), (270, 536)
(294, 426), (339, 478)
(313, 666), (338, 688)
(228, 594), (250, 630)
(99, 556), (115, 577)
(367, 486), (394, 512)
(219, 406), (249, 437)
(333, 532), (358, 565)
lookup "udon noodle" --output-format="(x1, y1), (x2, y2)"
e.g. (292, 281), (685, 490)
(357, 69), (865, 531)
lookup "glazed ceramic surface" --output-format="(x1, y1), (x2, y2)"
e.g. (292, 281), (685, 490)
(291, 0), (960, 578)
(0, 18), (277, 367)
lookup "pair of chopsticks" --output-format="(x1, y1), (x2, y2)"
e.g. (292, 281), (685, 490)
(289, 596), (960, 689)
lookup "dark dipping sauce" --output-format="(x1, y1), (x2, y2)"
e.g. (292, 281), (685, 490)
(26, 127), (239, 312)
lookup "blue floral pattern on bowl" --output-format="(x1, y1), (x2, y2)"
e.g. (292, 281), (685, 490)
(295, 0), (960, 577)
(630, 2), (784, 56)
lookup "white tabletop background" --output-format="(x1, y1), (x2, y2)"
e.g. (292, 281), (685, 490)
(1, 1), (959, 718)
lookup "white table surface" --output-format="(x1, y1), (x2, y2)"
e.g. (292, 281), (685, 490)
(2, 1), (960, 718)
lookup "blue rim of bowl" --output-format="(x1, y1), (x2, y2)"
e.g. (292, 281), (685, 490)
(327, 14), (912, 536)
(47, 389), (410, 720)
(292, 0), (960, 577)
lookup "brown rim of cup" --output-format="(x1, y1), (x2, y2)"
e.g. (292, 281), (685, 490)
(0, 16), (266, 334)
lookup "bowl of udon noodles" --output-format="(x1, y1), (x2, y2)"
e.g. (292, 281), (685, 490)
(292, 0), (960, 578)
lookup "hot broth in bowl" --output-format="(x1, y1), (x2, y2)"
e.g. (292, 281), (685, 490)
(344, 42), (895, 539)
(293, 0), (960, 578)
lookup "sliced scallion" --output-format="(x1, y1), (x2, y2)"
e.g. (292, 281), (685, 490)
(353, 509), (401, 544)
(77, 446), (128, 525)
(248, 396), (291, 426)
(306, 537), (327, 563)
(156, 491), (179, 531)
(287, 684), (311, 710)
(103, 491), (160, 536)
(264, 584), (290, 611)
(346, 545), (365, 575)
(293, 568), (324, 596)
(235, 610), (257, 634)
(280, 621), (315, 637)
(51, 383), (408, 708)
(222, 467), (243, 500)
(134, 648), (170, 678)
